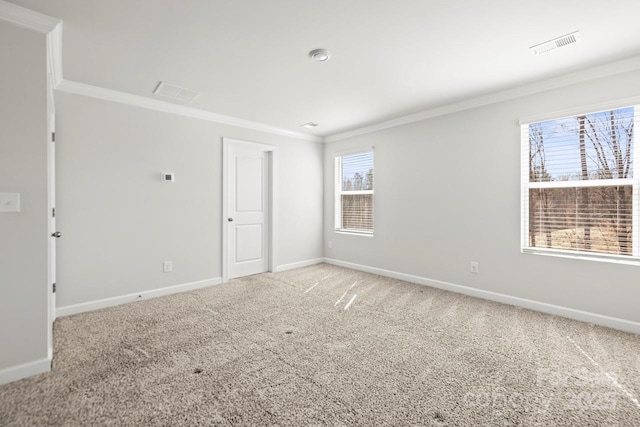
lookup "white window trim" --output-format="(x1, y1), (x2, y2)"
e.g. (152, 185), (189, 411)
(520, 105), (640, 265)
(335, 230), (375, 237)
(335, 148), (374, 235)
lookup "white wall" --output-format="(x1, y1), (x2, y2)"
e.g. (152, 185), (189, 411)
(0, 23), (49, 374)
(55, 92), (323, 309)
(324, 69), (640, 326)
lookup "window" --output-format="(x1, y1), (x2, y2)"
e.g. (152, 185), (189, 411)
(521, 105), (639, 262)
(335, 149), (374, 234)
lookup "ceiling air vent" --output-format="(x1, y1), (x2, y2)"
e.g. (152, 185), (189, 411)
(530, 31), (581, 55)
(153, 82), (201, 102)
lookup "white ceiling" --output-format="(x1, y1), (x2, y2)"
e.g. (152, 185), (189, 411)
(8, 0), (640, 138)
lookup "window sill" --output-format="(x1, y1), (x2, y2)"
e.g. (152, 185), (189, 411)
(522, 247), (640, 266)
(335, 230), (374, 237)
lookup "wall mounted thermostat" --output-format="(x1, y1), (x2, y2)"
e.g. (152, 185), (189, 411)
(162, 173), (175, 182)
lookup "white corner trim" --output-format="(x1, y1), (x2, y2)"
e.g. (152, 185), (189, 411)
(275, 258), (324, 272)
(55, 80), (323, 143)
(0, 357), (51, 385)
(47, 23), (63, 87)
(0, 0), (61, 33)
(325, 55), (640, 143)
(56, 277), (223, 317)
(323, 258), (640, 335)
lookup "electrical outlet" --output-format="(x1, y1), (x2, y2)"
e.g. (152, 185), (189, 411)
(470, 261), (479, 274)
(163, 261), (172, 273)
(328, 241), (333, 249)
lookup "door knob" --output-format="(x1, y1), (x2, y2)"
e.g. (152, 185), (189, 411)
(52, 231), (62, 238)
(228, 218), (234, 222)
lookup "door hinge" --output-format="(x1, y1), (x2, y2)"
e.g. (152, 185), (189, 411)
(52, 283), (56, 293)
(52, 132), (55, 142)
(52, 207), (56, 218)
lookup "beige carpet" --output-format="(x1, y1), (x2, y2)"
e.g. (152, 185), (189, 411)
(1, 263), (639, 426)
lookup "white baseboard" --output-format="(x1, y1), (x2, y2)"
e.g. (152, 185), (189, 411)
(57, 277), (223, 318)
(0, 357), (50, 385)
(324, 258), (640, 335)
(275, 258), (324, 272)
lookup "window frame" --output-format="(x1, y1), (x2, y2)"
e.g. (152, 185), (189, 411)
(334, 148), (374, 235)
(520, 103), (640, 265)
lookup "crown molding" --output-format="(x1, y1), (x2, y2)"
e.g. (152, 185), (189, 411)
(0, 1), (63, 87)
(519, 94), (640, 125)
(56, 80), (323, 143)
(7, 0), (640, 145)
(325, 55), (640, 143)
(1, 1), (319, 143)
(0, 0), (61, 33)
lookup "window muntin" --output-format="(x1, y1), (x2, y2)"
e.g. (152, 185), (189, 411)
(335, 150), (374, 234)
(522, 106), (639, 261)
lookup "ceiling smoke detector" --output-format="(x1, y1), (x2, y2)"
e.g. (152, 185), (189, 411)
(153, 81), (201, 102)
(301, 122), (319, 128)
(530, 31), (581, 55)
(309, 49), (331, 62)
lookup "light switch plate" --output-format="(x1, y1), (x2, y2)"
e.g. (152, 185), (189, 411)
(0, 193), (20, 213)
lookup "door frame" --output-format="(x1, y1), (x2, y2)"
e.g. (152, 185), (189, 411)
(222, 138), (277, 282)
(46, 46), (56, 362)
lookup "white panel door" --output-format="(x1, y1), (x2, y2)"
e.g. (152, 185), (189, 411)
(228, 145), (269, 279)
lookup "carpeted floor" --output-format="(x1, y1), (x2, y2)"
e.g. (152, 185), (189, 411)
(1, 263), (639, 426)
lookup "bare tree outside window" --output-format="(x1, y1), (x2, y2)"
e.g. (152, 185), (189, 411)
(335, 151), (374, 233)
(525, 106), (635, 256)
